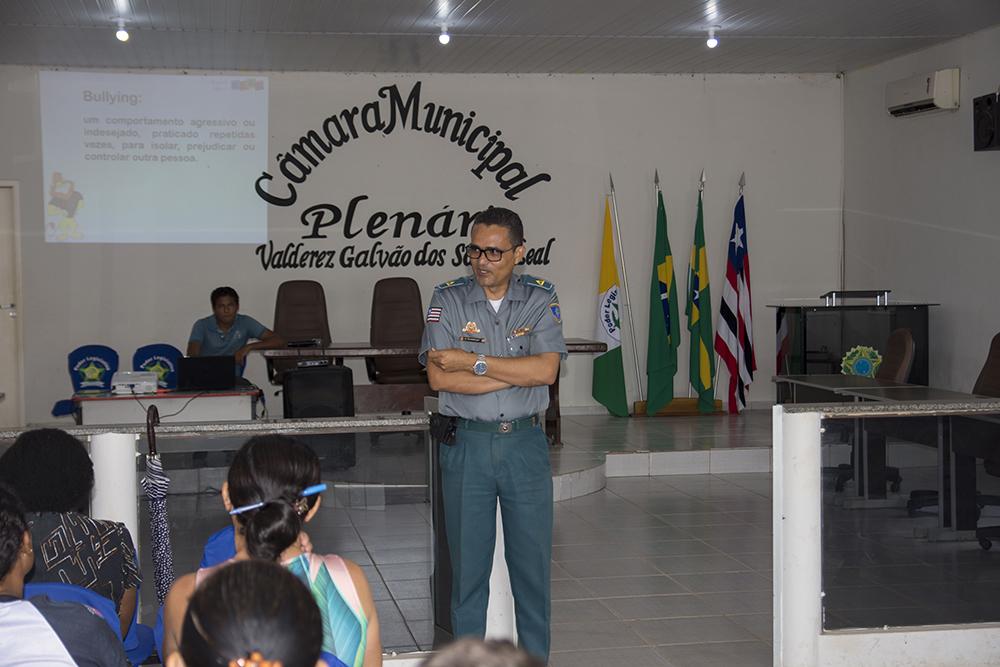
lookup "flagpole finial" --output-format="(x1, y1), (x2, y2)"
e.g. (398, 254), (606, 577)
(609, 172), (615, 192)
(654, 169), (660, 186)
(738, 171), (746, 194)
(699, 169), (706, 192)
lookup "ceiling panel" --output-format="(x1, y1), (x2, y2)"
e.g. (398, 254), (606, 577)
(0, 0), (998, 73)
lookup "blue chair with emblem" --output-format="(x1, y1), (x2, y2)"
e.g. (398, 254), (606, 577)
(51, 344), (119, 417)
(24, 581), (155, 666)
(133, 343), (182, 390)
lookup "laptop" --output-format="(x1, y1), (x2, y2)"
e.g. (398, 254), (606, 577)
(178, 355), (236, 391)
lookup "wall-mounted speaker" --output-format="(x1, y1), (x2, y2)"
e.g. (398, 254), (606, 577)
(973, 92), (1000, 151)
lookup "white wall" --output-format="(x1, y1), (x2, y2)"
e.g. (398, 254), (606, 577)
(0, 67), (843, 423)
(843, 25), (1000, 391)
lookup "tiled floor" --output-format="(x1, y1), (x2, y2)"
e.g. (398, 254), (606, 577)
(821, 463), (1000, 630)
(548, 474), (773, 667)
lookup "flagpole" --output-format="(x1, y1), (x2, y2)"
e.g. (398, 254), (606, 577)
(651, 169), (661, 406)
(609, 173), (644, 405)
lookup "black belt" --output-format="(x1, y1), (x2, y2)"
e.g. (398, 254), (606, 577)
(457, 415), (540, 434)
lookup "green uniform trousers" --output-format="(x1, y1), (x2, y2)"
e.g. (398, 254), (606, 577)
(439, 423), (553, 661)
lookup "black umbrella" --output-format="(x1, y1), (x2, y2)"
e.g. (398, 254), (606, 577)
(141, 405), (175, 606)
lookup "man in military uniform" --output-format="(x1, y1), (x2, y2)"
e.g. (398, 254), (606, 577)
(420, 206), (566, 661)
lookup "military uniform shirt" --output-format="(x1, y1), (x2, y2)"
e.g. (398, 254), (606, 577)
(419, 274), (567, 422)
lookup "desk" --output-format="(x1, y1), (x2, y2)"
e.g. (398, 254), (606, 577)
(73, 388), (261, 425)
(774, 374), (912, 403)
(773, 375), (914, 506)
(262, 338), (607, 445)
(838, 386), (994, 534)
(838, 387), (982, 403)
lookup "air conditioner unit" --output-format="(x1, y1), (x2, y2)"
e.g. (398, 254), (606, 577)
(886, 68), (960, 117)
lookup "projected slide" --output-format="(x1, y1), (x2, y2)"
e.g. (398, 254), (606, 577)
(40, 71), (268, 244)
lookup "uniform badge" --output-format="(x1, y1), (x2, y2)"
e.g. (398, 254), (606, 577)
(462, 321), (481, 335)
(460, 335), (485, 343)
(549, 302), (561, 323)
(426, 307), (442, 323)
(512, 327), (531, 338)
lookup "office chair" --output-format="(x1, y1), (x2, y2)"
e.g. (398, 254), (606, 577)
(267, 280), (337, 387)
(365, 277), (426, 384)
(910, 332), (1000, 518)
(834, 328), (915, 492)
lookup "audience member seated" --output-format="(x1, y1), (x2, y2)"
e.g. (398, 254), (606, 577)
(187, 286), (285, 367)
(166, 559), (324, 667)
(420, 638), (544, 667)
(0, 428), (140, 637)
(163, 435), (381, 667)
(0, 484), (129, 667)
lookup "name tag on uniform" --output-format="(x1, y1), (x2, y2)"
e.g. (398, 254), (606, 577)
(512, 327), (531, 338)
(460, 335), (485, 343)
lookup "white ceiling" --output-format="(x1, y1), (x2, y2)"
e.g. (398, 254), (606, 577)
(1, 0), (999, 74)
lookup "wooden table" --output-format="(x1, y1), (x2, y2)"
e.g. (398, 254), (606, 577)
(262, 338), (606, 445)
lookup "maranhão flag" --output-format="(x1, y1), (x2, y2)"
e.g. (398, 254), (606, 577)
(715, 193), (757, 413)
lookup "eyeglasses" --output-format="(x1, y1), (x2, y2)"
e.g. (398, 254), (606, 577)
(465, 243), (521, 262)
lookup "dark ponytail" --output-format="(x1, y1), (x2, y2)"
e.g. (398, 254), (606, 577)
(244, 497), (303, 561)
(180, 560), (323, 667)
(228, 435), (321, 562)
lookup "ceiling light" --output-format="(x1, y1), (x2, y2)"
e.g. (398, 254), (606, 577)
(438, 25), (450, 45)
(115, 18), (129, 42)
(706, 26), (719, 49)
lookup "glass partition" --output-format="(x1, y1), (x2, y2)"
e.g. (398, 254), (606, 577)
(820, 409), (1000, 631)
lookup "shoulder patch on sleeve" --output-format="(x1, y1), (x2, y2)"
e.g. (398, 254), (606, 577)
(520, 274), (554, 292)
(435, 277), (469, 291)
(549, 301), (562, 323)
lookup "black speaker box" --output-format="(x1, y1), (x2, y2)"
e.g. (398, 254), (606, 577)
(973, 92), (1000, 151)
(282, 366), (356, 469)
(283, 366), (355, 417)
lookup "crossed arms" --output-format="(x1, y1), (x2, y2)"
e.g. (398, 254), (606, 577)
(426, 348), (560, 394)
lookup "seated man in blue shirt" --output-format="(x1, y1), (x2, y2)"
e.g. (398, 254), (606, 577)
(187, 286), (284, 366)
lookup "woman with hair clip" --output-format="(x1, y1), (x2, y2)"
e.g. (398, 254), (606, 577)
(167, 560), (325, 667)
(163, 435), (381, 667)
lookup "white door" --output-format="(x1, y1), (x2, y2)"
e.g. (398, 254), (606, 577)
(0, 183), (23, 428)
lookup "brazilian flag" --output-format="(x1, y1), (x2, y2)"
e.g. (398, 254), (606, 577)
(686, 191), (715, 413)
(646, 190), (680, 415)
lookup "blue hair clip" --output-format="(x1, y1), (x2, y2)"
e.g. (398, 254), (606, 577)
(229, 483), (327, 516)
